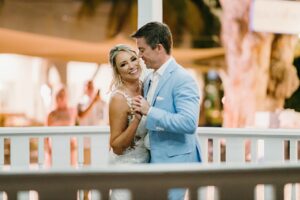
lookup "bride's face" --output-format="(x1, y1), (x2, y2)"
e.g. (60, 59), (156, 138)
(115, 51), (141, 82)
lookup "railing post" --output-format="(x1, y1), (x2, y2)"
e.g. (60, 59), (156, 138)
(77, 136), (84, 167)
(250, 139), (258, 162)
(226, 138), (245, 162)
(264, 138), (284, 162)
(38, 137), (44, 168)
(290, 139), (298, 200)
(90, 134), (109, 166)
(290, 139), (298, 162)
(0, 138), (3, 167)
(198, 135), (208, 163)
(213, 138), (221, 163)
(51, 135), (70, 168)
(10, 136), (29, 167)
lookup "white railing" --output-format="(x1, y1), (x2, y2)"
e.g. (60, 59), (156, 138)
(1, 126), (299, 168)
(0, 126), (110, 169)
(0, 163), (300, 200)
(197, 127), (300, 163)
(0, 126), (299, 200)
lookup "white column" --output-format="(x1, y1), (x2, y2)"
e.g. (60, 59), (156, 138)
(138, 0), (163, 28)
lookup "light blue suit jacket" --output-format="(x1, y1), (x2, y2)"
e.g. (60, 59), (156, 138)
(144, 59), (201, 164)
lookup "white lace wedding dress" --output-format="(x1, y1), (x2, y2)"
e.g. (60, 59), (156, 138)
(109, 90), (150, 200)
(109, 120), (149, 164)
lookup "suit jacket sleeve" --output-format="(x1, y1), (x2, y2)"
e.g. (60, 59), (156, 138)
(146, 73), (200, 134)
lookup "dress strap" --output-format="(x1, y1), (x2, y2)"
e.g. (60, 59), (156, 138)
(112, 90), (133, 114)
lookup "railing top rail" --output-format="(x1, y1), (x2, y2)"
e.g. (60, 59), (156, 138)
(197, 127), (300, 137)
(0, 126), (299, 137)
(1, 162), (300, 198)
(1, 163), (300, 193)
(1, 162), (300, 175)
(0, 126), (110, 136)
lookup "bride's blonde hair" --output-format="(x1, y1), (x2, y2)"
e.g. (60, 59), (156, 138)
(109, 44), (139, 91)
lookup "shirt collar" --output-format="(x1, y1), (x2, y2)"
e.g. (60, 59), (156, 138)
(155, 56), (173, 77)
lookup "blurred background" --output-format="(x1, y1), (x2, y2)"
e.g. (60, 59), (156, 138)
(0, 0), (299, 128)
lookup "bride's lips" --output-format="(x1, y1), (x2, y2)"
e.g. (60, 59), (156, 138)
(129, 68), (138, 75)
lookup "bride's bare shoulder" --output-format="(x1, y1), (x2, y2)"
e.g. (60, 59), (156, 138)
(109, 90), (128, 110)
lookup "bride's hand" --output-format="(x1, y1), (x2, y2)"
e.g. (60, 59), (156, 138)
(132, 95), (150, 115)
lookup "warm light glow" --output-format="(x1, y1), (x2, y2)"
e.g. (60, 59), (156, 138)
(0, 54), (41, 114)
(40, 84), (52, 108)
(93, 64), (113, 102)
(0, 54), (26, 81)
(48, 66), (61, 89)
(0, 82), (3, 109)
(67, 61), (100, 105)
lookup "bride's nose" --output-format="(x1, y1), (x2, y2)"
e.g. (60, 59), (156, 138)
(128, 61), (134, 69)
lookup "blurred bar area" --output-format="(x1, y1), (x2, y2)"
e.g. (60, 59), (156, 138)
(0, 0), (299, 129)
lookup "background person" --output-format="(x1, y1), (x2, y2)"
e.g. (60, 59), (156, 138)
(46, 86), (77, 167)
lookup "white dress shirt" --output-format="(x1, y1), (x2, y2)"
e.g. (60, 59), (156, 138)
(143, 57), (173, 149)
(146, 57), (173, 108)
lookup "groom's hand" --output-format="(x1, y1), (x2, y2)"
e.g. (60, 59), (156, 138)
(132, 95), (150, 115)
(134, 112), (142, 121)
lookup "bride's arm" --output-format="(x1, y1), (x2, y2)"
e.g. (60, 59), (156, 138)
(109, 94), (141, 155)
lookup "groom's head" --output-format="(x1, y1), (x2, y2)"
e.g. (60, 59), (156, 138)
(131, 22), (173, 70)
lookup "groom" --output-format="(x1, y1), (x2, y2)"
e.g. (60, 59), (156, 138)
(131, 22), (201, 199)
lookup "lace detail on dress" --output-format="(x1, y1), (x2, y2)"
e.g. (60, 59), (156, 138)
(112, 90), (135, 123)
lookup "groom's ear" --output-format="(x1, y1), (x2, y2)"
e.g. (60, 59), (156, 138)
(156, 43), (164, 52)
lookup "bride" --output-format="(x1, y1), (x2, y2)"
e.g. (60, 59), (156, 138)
(108, 44), (150, 200)
(108, 44), (149, 164)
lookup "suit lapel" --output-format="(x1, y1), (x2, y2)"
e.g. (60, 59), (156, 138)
(151, 60), (177, 105)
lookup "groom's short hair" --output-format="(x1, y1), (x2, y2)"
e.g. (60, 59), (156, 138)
(131, 21), (173, 55)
